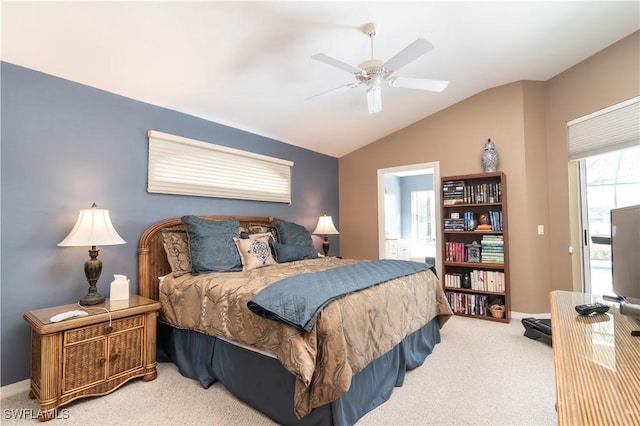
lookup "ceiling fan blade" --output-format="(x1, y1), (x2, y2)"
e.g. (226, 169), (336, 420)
(307, 82), (361, 100)
(312, 53), (363, 74)
(383, 38), (434, 73)
(388, 77), (449, 92)
(367, 86), (382, 114)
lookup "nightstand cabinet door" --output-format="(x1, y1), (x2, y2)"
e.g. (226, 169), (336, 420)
(61, 315), (145, 395)
(108, 327), (143, 376)
(63, 339), (106, 393)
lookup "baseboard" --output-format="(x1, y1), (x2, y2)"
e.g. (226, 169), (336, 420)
(0, 379), (30, 399)
(511, 311), (551, 320)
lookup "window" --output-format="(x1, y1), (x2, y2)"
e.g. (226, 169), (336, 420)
(411, 190), (435, 245)
(147, 130), (293, 204)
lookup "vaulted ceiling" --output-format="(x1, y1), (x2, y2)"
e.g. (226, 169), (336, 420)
(2, 1), (638, 157)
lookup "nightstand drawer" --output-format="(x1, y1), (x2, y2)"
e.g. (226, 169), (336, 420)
(64, 315), (144, 344)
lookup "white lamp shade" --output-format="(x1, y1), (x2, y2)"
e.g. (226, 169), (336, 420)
(312, 214), (339, 235)
(58, 204), (126, 247)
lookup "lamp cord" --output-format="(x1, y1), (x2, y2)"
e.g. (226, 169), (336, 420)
(76, 303), (112, 328)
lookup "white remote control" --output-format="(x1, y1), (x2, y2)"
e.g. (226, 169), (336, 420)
(50, 310), (89, 322)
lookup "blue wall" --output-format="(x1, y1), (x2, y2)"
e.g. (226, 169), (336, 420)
(384, 174), (433, 240)
(383, 174), (401, 238)
(0, 62), (339, 386)
(400, 174), (434, 239)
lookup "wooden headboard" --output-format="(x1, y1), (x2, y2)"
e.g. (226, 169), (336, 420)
(137, 215), (283, 301)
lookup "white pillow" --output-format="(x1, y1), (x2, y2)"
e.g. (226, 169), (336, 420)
(233, 235), (276, 271)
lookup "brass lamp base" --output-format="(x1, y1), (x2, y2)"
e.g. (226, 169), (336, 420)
(79, 246), (106, 306)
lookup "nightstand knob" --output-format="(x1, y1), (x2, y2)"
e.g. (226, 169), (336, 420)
(110, 353), (119, 361)
(99, 358), (106, 364)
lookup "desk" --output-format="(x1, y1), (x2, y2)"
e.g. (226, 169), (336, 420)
(550, 291), (640, 425)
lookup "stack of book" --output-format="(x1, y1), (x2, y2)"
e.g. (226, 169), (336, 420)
(481, 235), (504, 264)
(442, 180), (465, 205)
(444, 217), (465, 231)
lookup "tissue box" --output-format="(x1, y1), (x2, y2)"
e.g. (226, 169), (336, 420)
(110, 277), (130, 301)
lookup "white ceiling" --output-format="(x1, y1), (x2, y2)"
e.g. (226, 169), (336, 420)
(2, 1), (638, 158)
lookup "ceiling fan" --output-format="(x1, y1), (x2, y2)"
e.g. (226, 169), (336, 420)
(310, 23), (448, 114)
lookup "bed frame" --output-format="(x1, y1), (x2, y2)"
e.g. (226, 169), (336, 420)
(137, 215), (443, 425)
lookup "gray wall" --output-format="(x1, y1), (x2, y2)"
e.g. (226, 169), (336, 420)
(0, 62), (339, 386)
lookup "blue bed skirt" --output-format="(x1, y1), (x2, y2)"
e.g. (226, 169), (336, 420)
(157, 317), (441, 426)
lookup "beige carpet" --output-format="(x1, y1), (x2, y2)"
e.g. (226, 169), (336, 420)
(1, 315), (557, 425)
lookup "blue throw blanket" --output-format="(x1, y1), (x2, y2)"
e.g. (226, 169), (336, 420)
(247, 259), (433, 332)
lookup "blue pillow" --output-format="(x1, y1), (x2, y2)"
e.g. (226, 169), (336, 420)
(270, 240), (318, 263)
(181, 216), (242, 274)
(273, 221), (314, 246)
(272, 221), (318, 262)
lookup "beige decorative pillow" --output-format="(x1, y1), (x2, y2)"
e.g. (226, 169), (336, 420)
(247, 224), (278, 240)
(246, 232), (272, 240)
(233, 235), (276, 271)
(161, 229), (192, 277)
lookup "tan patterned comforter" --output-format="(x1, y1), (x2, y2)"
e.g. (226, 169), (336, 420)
(159, 257), (452, 418)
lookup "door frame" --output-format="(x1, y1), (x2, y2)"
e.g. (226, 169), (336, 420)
(376, 162), (441, 269)
(577, 160), (592, 293)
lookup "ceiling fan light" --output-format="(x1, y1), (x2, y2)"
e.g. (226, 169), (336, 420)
(367, 86), (382, 114)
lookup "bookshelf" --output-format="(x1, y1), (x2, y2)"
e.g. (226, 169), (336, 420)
(441, 171), (510, 322)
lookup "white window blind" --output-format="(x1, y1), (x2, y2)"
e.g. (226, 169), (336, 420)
(568, 97), (640, 161)
(148, 130), (293, 204)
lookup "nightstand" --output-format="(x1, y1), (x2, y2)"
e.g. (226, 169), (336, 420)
(23, 295), (160, 421)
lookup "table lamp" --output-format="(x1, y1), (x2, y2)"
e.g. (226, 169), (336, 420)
(312, 213), (339, 256)
(58, 203), (126, 305)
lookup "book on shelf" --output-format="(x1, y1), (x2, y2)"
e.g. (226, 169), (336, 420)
(488, 210), (503, 231)
(442, 180), (465, 205)
(443, 181), (502, 205)
(445, 270), (505, 292)
(481, 235), (504, 264)
(444, 273), (462, 289)
(464, 211), (478, 231)
(444, 242), (467, 262)
(464, 182), (503, 204)
(445, 291), (488, 316)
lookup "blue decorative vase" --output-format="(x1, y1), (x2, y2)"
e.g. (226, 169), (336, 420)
(482, 139), (499, 173)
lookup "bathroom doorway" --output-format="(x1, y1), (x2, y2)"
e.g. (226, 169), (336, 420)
(377, 162), (441, 269)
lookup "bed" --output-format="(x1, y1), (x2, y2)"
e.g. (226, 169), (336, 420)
(138, 215), (452, 425)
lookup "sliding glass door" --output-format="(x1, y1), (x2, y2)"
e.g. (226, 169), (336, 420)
(579, 145), (640, 295)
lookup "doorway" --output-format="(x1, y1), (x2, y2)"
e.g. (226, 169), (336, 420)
(377, 162), (441, 269)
